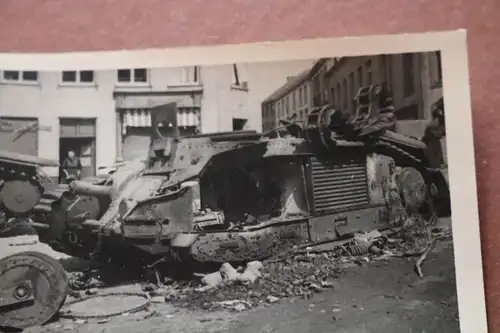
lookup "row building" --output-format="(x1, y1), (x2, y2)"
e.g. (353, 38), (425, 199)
(262, 52), (443, 139)
(0, 60), (313, 180)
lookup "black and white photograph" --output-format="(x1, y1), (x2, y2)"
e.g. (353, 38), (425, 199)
(0, 32), (485, 333)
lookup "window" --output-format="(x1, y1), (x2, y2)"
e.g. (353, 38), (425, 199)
(61, 70), (95, 84)
(323, 89), (329, 104)
(342, 78), (347, 110)
(430, 51), (443, 86)
(180, 66), (199, 84)
(336, 83), (341, 109)
(304, 86), (309, 106)
(291, 93), (296, 112)
(365, 60), (372, 85)
(436, 52), (442, 81)
(331, 87), (335, 105)
(357, 66), (363, 88)
(349, 73), (355, 98)
(386, 55), (393, 91)
(298, 87), (303, 107)
(2, 70), (38, 83)
(117, 68), (148, 84)
(402, 53), (415, 96)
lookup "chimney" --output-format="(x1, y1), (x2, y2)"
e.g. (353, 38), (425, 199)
(287, 76), (296, 82)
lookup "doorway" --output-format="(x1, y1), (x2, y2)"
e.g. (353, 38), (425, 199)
(59, 118), (97, 181)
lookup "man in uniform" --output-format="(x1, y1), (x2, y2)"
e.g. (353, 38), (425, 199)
(61, 150), (82, 183)
(422, 98), (446, 169)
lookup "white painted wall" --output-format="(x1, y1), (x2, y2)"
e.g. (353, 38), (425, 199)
(0, 70), (117, 177)
(0, 61), (314, 176)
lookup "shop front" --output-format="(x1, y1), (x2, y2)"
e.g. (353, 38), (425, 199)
(114, 92), (202, 162)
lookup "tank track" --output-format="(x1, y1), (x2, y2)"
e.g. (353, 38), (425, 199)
(372, 139), (423, 166)
(31, 183), (71, 221)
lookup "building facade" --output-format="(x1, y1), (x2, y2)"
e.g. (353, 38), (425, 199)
(261, 69), (313, 133)
(0, 65), (249, 179)
(0, 61), (313, 180)
(262, 52), (445, 163)
(310, 52), (443, 137)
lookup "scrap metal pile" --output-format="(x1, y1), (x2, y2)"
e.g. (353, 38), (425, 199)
(0, 84), (451, 330)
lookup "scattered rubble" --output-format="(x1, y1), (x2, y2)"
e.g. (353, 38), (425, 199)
(61, 220), (452, 315)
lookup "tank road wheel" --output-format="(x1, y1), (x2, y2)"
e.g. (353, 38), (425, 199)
(0, 179), (42, 216)
(396, 167), (428, 215)
(0, 251), (69, 330)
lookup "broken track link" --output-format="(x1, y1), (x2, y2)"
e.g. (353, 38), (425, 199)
(31, 183), (71, 218)
(371, 139), (423, 167)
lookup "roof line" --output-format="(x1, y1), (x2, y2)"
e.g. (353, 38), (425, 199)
(261, 58), (330, 105)
(261, 68), (312, 104)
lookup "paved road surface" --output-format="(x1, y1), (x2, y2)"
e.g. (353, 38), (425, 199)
(2, 219), (459, 333)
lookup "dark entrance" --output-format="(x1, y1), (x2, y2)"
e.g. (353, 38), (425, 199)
(59, 118), (97, 180)
(232, 118), (248, 131)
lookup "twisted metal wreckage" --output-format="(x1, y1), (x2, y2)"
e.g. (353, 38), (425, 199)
(0, 84), (451, 329)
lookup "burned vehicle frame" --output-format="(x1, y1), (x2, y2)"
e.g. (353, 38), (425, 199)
(0, 84), (451, 329)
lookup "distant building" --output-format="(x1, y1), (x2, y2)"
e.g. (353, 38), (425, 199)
(309, 52), (443, 138)
(261, 69), (313, 133)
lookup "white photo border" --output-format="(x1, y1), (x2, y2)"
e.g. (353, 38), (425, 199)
(0, 29), (485, 333)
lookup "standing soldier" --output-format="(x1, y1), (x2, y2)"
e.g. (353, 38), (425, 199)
(61, 150), (82, 183)
(422, 98), (446, 169)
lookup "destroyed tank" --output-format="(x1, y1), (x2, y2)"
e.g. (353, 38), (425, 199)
(29, 84), (450, 267)
(0, 84), (451, 329)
